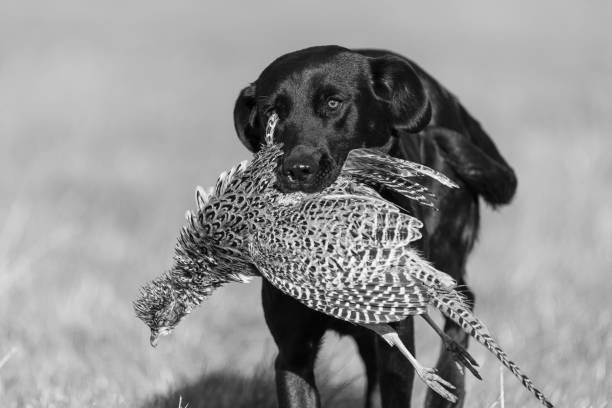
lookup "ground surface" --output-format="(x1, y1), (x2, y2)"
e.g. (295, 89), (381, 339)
(0, 1), (610, 407)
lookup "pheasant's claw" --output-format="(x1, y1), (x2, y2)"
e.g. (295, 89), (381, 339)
(446, 340), (482, 380)
(418, 367), (457, 403)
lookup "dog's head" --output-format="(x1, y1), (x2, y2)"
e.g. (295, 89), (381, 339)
(234, 45), (431, 193)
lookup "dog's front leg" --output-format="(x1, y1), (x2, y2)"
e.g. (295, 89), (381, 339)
(262, 280), (327, 408)
(377, 317), (416, 408)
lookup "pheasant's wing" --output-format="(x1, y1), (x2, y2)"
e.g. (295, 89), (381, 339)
(342, 148), (458, 207)
(248, 193), (454, 325)
(351, 170), (440, 208)
(344, 148), (458, 187)
(266, 193), (454, 289)
(294, 194), (424, 247)
(249, 238), (431, 325)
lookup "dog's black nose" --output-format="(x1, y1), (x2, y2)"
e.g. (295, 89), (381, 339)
(280, 146), (322, 185)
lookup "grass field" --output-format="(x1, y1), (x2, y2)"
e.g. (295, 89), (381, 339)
(1, 1), (611, 407)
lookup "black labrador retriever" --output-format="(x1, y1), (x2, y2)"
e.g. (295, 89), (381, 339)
(233, 45), (516, 408)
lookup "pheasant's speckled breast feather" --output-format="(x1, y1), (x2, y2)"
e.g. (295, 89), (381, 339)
(173, 143), (284, 285)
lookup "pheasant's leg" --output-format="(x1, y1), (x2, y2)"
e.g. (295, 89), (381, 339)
(421, 314), (481, 380)
(363, 322), (457, 404)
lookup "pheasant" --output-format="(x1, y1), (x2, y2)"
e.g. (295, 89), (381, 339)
(133, 113), (458, 342)
(134, 114), (554, 407)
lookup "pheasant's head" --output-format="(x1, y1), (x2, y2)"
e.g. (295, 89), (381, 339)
(133, 273), (217, 347)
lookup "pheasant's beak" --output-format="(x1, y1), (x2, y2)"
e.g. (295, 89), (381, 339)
(150, 330), (160, 347)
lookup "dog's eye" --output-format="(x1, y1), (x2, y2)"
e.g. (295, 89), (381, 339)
(326, 98), (341, 110)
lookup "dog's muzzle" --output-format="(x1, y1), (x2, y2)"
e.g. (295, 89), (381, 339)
(276, 147), (336, 193)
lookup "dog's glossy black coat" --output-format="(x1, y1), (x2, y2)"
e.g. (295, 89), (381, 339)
(233, 45), (516, 408)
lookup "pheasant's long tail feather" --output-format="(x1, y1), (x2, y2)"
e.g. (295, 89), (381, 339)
(431, 293), (554, 408)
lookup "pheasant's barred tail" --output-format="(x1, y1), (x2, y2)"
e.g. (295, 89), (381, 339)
(431, 293), (554, 408)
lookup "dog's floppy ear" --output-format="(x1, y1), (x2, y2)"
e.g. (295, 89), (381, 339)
(368, 55), (431, 132)
(233, 83), (262, 152)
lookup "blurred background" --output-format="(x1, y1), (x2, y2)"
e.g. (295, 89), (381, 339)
(1, 1), (610, 407)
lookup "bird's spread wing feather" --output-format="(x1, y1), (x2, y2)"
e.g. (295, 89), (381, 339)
(344, 148), (459, 188)
(250, 242), (430, 324)
(342, 148), (459, 207)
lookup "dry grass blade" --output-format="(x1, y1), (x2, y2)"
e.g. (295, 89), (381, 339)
(177, 395), (189, 408)
(500, 365), (505, 408)
(0, 347), (17, 371)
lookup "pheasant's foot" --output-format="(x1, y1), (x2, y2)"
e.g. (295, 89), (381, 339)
(365, 323), (458, 403)
(417, 367), (457, 403)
